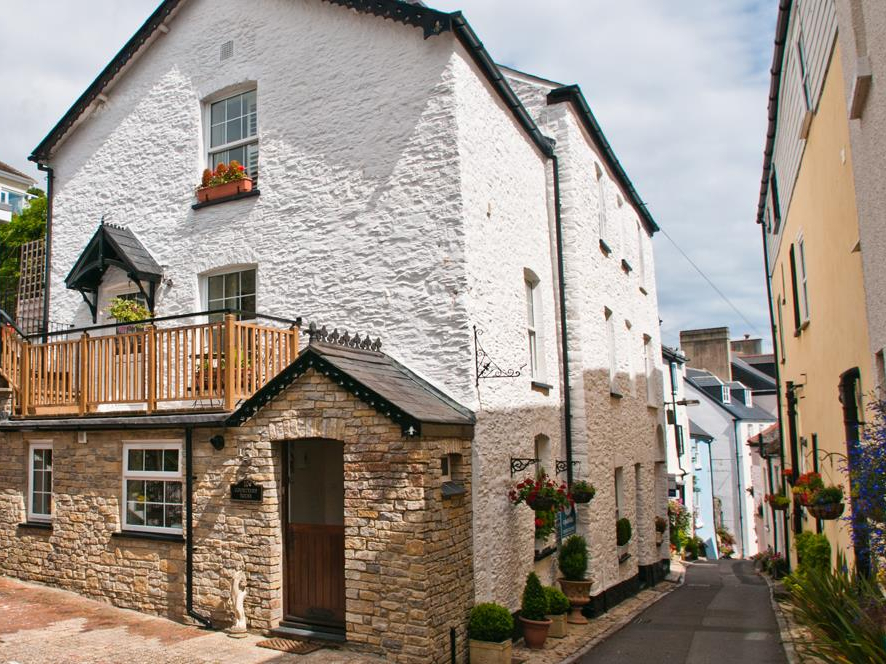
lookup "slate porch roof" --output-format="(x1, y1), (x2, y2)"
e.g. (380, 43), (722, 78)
(689, 419), (714, 442)
(65, 222), (163, 292)
(227, 339), (475, 436)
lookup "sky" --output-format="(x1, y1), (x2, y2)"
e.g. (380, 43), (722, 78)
(0, 0), (777, 350)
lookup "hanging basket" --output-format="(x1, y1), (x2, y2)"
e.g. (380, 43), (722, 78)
(571, 489), (595, 504)
(770, 501), (790, 512)
(526, 495), (555, 511)
(808, 503), (845, 520)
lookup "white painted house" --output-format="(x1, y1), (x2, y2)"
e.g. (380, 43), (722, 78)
(2, 0), (666, 657)
(0, 160), (36, 223)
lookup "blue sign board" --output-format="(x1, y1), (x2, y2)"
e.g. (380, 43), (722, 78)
(557, 507), (577, 540)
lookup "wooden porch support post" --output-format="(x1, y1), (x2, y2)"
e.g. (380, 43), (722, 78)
(78, 333), (89, 415)
(289, 324), (299, 364)
(19, 341), (30, 416)
(224, 314), (236, 411)
(146, 325), (156, 413)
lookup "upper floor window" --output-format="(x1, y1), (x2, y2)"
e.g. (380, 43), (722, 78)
(605, 307), (618, 394)
(28, 441), (53, 523)
(524, 270), (546, 382)
(644, 335), (656, 406)
(769, 170), (782, 234)
(123, 441), (183, 534)
(208, 89), (258, 183)
(796, 28), (812, 111)
(636, 223), (646, 287)
(595, 164), (609, 244)
(206, 268), (256, 322)
(797, 235), (810, 322)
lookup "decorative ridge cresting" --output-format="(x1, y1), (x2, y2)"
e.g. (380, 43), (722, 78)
(307, 321), (382, 352)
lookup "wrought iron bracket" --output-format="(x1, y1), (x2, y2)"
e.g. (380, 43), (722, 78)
(555, 460), (580, 477)
(474, 325), (525, 386)
(510, 457), (539, 477)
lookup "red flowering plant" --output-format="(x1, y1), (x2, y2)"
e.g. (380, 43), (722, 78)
(508, 471), (573, 540)
(782, 467), (794, 480)
(791, 472), (825, 506)
(197, 160), (249, 192)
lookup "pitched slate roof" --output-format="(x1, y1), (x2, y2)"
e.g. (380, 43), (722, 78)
(731, 355), (776, 393)
(0, 160), (35, 184)
(686, 368), (775, 423)
(228, 339), (475, 436)
(65, 223), (163, 292)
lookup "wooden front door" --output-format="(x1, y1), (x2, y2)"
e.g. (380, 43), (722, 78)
(284, 440), (345, 628)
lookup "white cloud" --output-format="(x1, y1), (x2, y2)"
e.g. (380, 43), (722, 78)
(0, 0), (776, 348)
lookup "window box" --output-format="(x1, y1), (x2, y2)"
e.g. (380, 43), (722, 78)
(196, 177), (253, 204)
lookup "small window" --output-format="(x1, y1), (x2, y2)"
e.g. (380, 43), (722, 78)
(605, 308), (618, 394)
(28, 442), (53, 522)
(595, 164), (609, 243)
(440, 455), (451, 481)
(122, 441), (183, 534)
(769, 170), (782, 233)
(208, 89), (258, 183)
(721, 386), (731, 403)
(636, 223), (646, 287)
(207, 268), (256, 322)
(797, 235), (810, 322)
(614, 466), (624, 520)
(534, 434), (550, 473)
(796, 28), (812, 111)
(524, 270), (546, 382)
(644, 335), (657, 406)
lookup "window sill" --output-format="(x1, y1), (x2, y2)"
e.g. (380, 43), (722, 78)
(442, 481), (466, 498)
(793, 319), (810, 337)
(192, 188), (260, 210)
(599, 239), (612, 256)
(531, 381), (553, 395)
(18, 521), (52, 531)
(610, 389), (624, 399)
(621, 259), (633, 274)
(639, 286), (648, 296)
(111, 530), (185, 544)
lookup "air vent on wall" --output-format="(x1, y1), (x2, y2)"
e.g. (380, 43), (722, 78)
(220, 40), (234, 61)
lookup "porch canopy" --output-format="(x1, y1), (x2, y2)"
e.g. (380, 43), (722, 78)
(65, 222), (162, 321)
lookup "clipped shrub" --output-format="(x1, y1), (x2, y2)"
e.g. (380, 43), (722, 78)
(543, 586), (570, 616)
(521, 572), (549, 622)
(468, 603), (514, 643)
(795, 532), (831, 572)
(557, 535), (588, 581)
(616, 517), (632, 546)
(684, 536), (705, 560)
(654, 515), (668, 533)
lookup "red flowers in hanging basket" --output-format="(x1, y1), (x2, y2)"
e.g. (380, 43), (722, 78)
(509, 472), (573, 539)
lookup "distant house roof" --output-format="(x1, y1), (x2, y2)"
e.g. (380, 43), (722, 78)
(731, 356), (776, 393)
(0, 160), (36, 185)
(748, 422), (781, 457)
(686, 368), (775, 423)
(689, 419), (714, 441)
(662, 344), (687, 364)
(228, 336), (475, 437)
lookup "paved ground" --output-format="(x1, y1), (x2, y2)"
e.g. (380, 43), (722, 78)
(0, 577), (381, 664)
(578, 559), (786, 664)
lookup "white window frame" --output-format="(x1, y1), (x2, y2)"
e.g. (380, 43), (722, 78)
(121, 440), (184, 535)
(797, 233), (810, 322)
(27, 441), (53, 523)
(524, 270), (547, 383)
(644, 335), (657, 407)
(204, 87), (258, 182)
(796, 27), (812, 111)
(203, 266), (257, 322)
(605, 308), (618, 393)
(595, 164), (609, 243)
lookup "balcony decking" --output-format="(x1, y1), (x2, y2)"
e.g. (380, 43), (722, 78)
(0, 314), (300, 417)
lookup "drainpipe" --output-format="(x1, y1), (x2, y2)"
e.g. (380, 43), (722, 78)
(732, 420), (747, 556)
(785, 383), (801, 535)
(36, 163), (54, 343)
(766, 455), (778, 555)
(759, 220), (790, 564)
(185, 426), (212, 628)
(551, 156), (574, 486)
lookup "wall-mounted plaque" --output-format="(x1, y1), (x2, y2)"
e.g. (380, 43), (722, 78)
(231, 478), (263, 502)
(557, 507), (577, 541)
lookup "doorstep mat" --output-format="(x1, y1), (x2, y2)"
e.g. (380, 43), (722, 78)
(255, 637), (323, 654)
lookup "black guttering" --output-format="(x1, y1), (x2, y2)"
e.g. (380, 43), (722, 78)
(36, 164), (54, 342)
(28, 0), (185, 163)
(551, 157), (573, 486)
(756, 0), (793, 225)
(546, 85), (659, 235)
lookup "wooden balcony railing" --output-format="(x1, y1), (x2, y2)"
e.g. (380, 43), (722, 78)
(0, 314), (300, 416)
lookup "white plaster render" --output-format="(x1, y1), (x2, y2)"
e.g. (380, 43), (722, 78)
(41, 0), (666, 613)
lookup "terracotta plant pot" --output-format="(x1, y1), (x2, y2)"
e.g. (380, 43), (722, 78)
(519, 616), (551, 649)
(558, 578), (592, 625)
(546, 613), (567, 638)
(469, 638), (512, 664)
(196, 177), (253, 203)
(808, 503), (845, 520)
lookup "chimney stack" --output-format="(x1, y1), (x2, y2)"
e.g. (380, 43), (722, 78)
(679, 327), (732, 382)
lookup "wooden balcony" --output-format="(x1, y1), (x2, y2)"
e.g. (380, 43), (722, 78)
(0, 313), (300, 417)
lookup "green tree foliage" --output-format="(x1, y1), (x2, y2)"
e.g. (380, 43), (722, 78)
(520, 572), (549, 621)
(557, 535), (588, 580)
(0, 188), (47, 283)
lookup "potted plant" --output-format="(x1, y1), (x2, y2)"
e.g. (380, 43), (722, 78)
(519, 572), (551, 649)
(654, 515), (667, 546)
(766, 493), (791, 511)
(808, 485), (845, 520)
(468, 603), (513, 664)
(558, 535), (592, 625)
(616, 517), (632, 561)
(543, 586), (570, 638)
(108, 297), (151, 334)
(509, 472), (572, 512)
(570, 479), (596, 504)
(196, 160), (253, 203)
(791, 472), (825, 507)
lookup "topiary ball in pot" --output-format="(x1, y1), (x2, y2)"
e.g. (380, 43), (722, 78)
(616, 517), (632, 547)
(544, 586), (570, 615)
(469, 603), (514, 643)
(557, 535), (588, 581)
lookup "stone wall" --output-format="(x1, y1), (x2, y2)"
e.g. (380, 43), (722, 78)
(0, 367), (472, 663)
